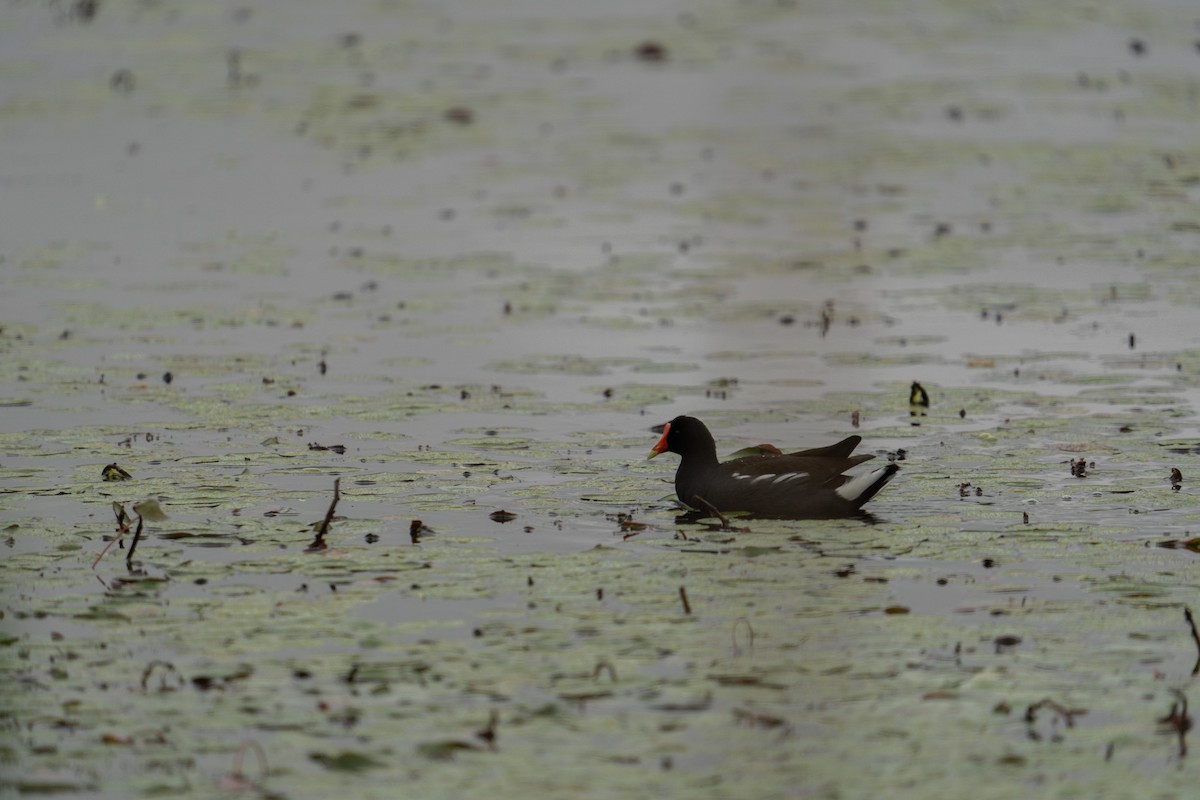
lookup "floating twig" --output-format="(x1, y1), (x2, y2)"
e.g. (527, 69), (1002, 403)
(731, 618), (755, 655)
(1185, 607), (1200, 676)
(692, 495), (730, 529)
(1025, 698), (1082, 726)
(140, 660), (182, 692)
(123, 500), (167, 568)
(733, 708), (793, 735)
(234, 739), (268, 779)
(592, 661), (617, 683)
(1157, 689), (1192, 759)
(91, 504), (127, 569)
(679, 586), (692, 615)
(1025, 698), (1086, 741)
(306, 478), (341, 552)
(475, 710), (499, 750)
(113, 501), (131, 533)
(125, 514), (145, 568)
(93, 501), (158, 570)
(218, 740), (269, 790)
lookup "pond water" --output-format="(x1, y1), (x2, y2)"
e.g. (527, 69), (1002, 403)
(2, 1), (1199, 797)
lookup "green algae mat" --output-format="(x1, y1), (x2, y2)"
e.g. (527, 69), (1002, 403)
(2, 1), (1199, 797)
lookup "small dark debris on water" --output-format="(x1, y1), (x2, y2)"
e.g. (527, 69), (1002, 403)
(994, 635), (1022, 653)
(444, 107), (474, 125)
(319, 359), (327, 375)
(308, 442), (346, 454)
(226, 49), (259, 89)
(489, 509), (517, 523)
(162, 371), (173, 385)
(1170, 468), (1183, 490)
(102, 463), (132, 482)
(110, 69), (135, 92)
(618, 515), (646, 532)
(1069, 457), (1092, 478)
(733, 708), (791, 733)
(1128, 38), (1146, 57)
(1129, 333), (1136, 349)
(634, 41), (668, 62)
(410, 519), (434, 543)
(69, 0), (99, 22)
(139, 660), (182, 692)
(1025, 698), (1086, 741)
(1023, 511), (1030, 524)
(475, 710), (499, 750)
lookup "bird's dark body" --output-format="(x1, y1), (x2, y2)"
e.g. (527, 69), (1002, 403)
(649, 416), (897, 519)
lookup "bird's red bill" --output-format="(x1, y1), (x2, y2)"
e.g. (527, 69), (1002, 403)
(647, 422), (671, 459)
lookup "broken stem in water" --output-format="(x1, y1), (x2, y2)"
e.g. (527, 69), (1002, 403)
(306, 477), (342, 552)
(125, 514), (145, 568)
(1185, 607), (1200, 676)
(693, 494), (730, 529)
(679, 585), (692, 615)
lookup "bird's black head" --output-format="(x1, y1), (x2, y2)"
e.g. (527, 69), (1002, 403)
(647, 415), (716, 460)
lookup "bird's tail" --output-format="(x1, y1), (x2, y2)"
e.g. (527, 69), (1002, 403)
(835, 463), (900, 508)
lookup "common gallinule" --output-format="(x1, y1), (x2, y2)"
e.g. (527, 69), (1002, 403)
(647, 416), (898, 518)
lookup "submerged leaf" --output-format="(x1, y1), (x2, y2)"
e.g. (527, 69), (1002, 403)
(417, 740), (482, 761)
(308, 751), (385, 772)
(132, 499), (169, 522)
